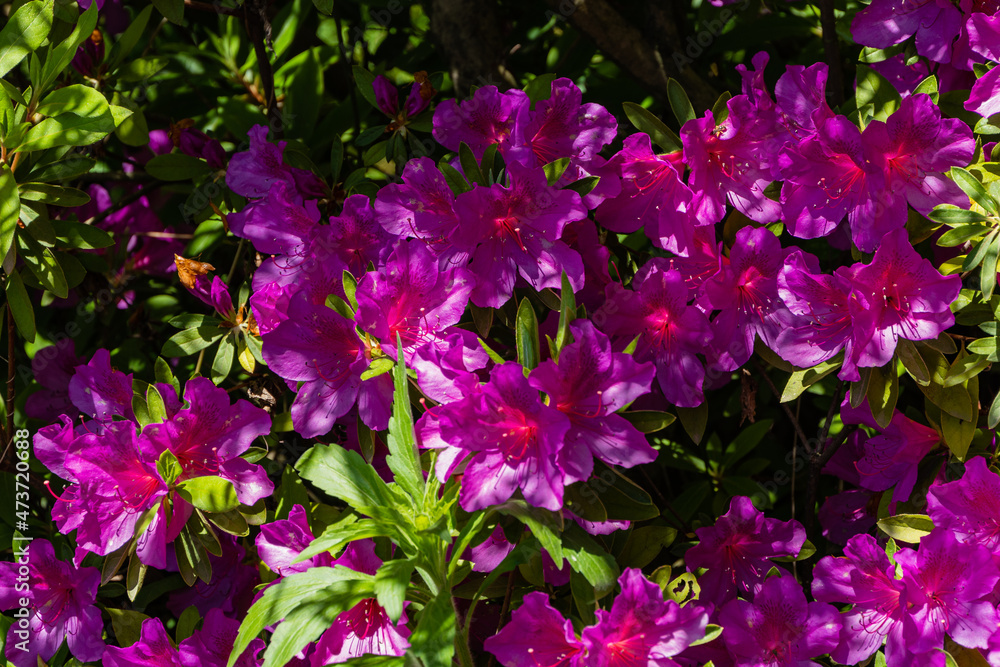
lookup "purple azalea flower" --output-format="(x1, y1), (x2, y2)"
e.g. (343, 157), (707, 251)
(411, 331), (489, 404)
(228, 181), (321, 256)
(47, 421), (173, 562)
(965, 12), (1000, 117)
(373, 157), (463, 264)
(322, 194), (399, 279)
(680, 96), (782, 224)
(450, 162), (587, 308)
(595, 134), (698, 256)
(102, 617), (185, 667)
(773, 249), (862, 376)
(262, 295), (393, 434)
(309, 541), (410, 665)
(256, 504), (335, 576)
(871, 94), (974, 217)
(702, 226), (797, 373)
(67, 348), (134, 422)
(226, 125), (326, 199)
(896, 529), (1000, 655)
(599, 265), (712, 407)
(580, 568), (709, 666)
(177, 608), (264, 667)
(468, 525), (516, 573)
(140, 377), (273, 507)
(774, 63), (834, 140)
(529, 320), (656, 476)
(778, 114), (889, 253)
(844, 228), (962, 370)
(483, 591), (585, 666)
(249, 248), (349, 335)
(719, 574), (841, 667)
(0, 539), (103, 667)
(419, 362), (572, 511)
(855, 411), (940, 503)
(505, 77), (616, 168)
(354, 239), (475, 365)
(812, 534), (908, 665)
(372, 73), (433, 121)
(927, 456), (1000, 551)
(25, 338), (82, 420)
(685, 496), (806, 604)
(851, 0), (963, 63)
(432, 85), (529, 158)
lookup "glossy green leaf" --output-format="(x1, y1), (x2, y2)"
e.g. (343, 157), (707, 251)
(622, 102), (681, 153)
(515, 297), (540, 371)
(385, 336), (425, 502)
(5, 270), (34, 342)
(0, 166), (19, 266)
(176, 476), (240, 513)
(666, 78), (696, 126)
(0, 0), (53, 78)
(162, 326), (225, 357)
(17, 232), (67, 298)
(877, 514), (934, 543)
(952, 166), (999, 215)
(211, 333), (235, 384)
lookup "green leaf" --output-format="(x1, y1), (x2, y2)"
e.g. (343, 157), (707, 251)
(125, 548), (147, 601)
(458, 142), (485, 187)
(967, 337), (999, 361)
(618, 525), (678, 570)
(856, 64), (902, 122)
(563, 525), (619, 595)
(937, 224), (992, 247)
(50, 219), (113, 250)
(107, 608), (148, 648)
(963, 229), (1000, 272)
(374, 559), (413, 623)
(866, 362), (898, 429)
(107, 4), (153, 68)
(478, 337), (505, 365)
(352, 65), (380, 111)
(406, 590), (456, 667)
(28, 155), (97, 183)
(523, 72), (557, 104)
(360, 357), (394, 381)
(5, 271), (34, 342)
(619, 411), (676, 434)
(0, 0), (53, 79)
(499, 500), (564, 566)
(35, 84), (108, 117)
(676, 402), (708, 444)
(928, 205), (990, 226)
(39, 2), (98, 92)
(156, 450), (182, 486)
(952, 166), (1000, 215)
(666, 78), (696, 126)
(383, 338), (425, 503)
(912, 74), (938, 100)
(176, 605), (201, 644)
(296, 519), (388, 564)
(944, 353), (990, 387)
(146, 383), (167, 424)
(590, 463), (659, 521)
(515, 297), (540, 371)
(176, 476), (240, 513)
(780, 357), (842, 402)
(622, 102), (681, 153)
(552, 271), (576, 362)
(18, 110), (120, 152)
(877, 514), (934, 543)
(151, 0), (184, 24)
(285, 48), (322, 141)
(18, 182), (90, 207)
(563, 175), (600, 196)
(229, 568), (374, 667)
(211, 333), (235, 384)
(897, 339), (930, 385)
(941, 409), (977, 461)
(162, 326), (225, 357)
(0, 166), (19, 266)
(439, 161), (471, 195)
(296, 443), (402, 511)
(17, 231), (67, 298)
(543, 157), (571, 186)
(990, 388), (1000, 430)
(145, 153), (213, 181)
(722, 419), (774, 469)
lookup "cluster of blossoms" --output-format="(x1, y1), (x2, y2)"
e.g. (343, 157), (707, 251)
(17, 1), (1000, 663)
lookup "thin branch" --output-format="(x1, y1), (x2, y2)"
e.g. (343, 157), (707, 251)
(2, 303), (12, 451)
(753, 360), (811, 447)
(818, 0), (845, 107)
(83, 182), (164, 228)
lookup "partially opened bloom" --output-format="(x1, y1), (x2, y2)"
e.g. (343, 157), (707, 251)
(529, 320), (656, 476)
(580, 568), (709, 666)
(927, 456), (1000, 551)
(720, 574), (841, 667)
(483, 592), (584, 666)
(0, 540), (103, 667)
(685, 496), (806, 604)
(451, 163), (586, 308)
